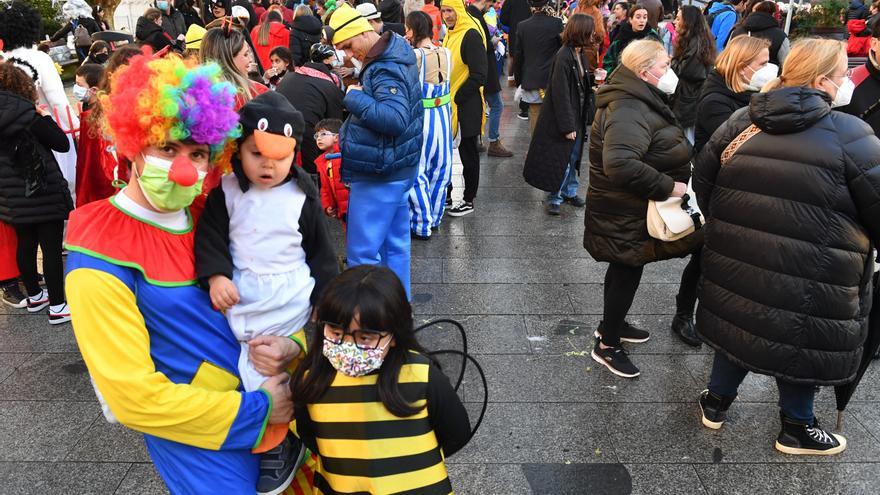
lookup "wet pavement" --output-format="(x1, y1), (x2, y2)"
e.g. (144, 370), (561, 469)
(1, 87), (878, 494)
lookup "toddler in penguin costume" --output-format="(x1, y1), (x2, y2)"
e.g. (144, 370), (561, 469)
(194, 91), (339, 494)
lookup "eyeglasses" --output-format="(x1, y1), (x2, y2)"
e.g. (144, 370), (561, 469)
(320, 321), (391, 350)
(828, 69), (854, 79)
(314, 131), (338, 140)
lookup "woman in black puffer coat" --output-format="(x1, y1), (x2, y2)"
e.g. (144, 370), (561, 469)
(670, 5), (716, 142)
(0, 65), (73, 324)
(289, 7), (323, 67)
(693, 39), (880, 456)
(693, 35), (770, 152)
(523, 14), (595, 215)
(586, 39), (703, 379)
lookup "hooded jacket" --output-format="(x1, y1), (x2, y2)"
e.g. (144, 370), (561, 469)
(443, 0), (488, 138)
(693, 87), (880, 385)
(0, 91), (73, 225)
(136, 16), (173, 52)
(708, 2), (738, 51)
(847, 19), (871, 57)
(693, 68), (754, 152)
(250, 21), (289, 69)
(584, 66), (698, 266)
(729, 12), (789, 65)
(339, 32), (423, 182)
(290, 14), (323, 67)
(671, 36), (711, 128)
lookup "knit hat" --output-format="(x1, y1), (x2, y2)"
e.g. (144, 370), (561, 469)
(328, 4), (373, 44)
(355, 3), (381, 20)
(238, 91), (304, 160)
(185, 24), (206, 50)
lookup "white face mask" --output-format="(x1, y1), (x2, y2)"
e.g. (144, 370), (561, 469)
(744, 63), (778, 92)
(828, 76), (855, 108)
(647, 67), (679, 95)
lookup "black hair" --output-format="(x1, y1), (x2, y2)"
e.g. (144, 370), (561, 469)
(291, 266), (428, 417)
(0, 2), (43, 51)
(76, 63), (105, 87)
(405, 10), (433, 46)
(674, 5), (716, 67)
(315, 118), (342, 134)
(269, 45), (293, 66)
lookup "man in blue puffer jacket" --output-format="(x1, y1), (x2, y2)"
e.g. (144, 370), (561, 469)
(707, 0), (745, 51)
(329, 4), (423, 298)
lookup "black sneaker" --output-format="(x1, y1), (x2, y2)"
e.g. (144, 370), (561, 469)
(445, 196), (453, 207)
(563, 196), (586, 207)
(1, 282), (27, 309)
(257, 433), (307, 495)
(411, 231), (431, 241)
(546, 203), (561, 216)
(447, 202), (474, 217)
(775, 412), (846, 456)
(593, 321), (650, 344)
(699, 389), (737, 430)
(517, 111), (529, 120)
(591, 340), (640, 378)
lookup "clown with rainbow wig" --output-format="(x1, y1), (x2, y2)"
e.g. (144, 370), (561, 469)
(63, 49), (307, 493)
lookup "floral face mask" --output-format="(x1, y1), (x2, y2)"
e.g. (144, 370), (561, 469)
(322, 339), (389, 377)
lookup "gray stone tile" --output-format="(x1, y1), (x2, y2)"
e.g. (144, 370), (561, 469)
(448, 215), (586, 237)
(0, 313), (80, 352)
(65, 420), (150, 462)
(627, 463), (707, 495)
(410, 235), (589, 260)
(414, 315), (530, 355)
(0, 401), (99, 461)
(464, 186), (548, 203)
(0, 461), (131, 494)
(114, 463), (169, 495)
(521, 463), (633, 494)
(451, 402), (619, 464)
(694, 463), (880, 495)
(444, 258), (691, 284)
(523, 314), (710, 355)
(847, 402), (880, 442)
(471, 353), (700, 403)
(608, 401), (880, 464)
(410, 283), (574, 315)
(0, 353), (31, 384)
(446, 463), (530, 495)
(566, 282), (682, 315)
(0, 352), (95, 401)
(410, 257), (443, 284)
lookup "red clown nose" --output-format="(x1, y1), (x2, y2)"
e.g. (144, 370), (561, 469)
(167, 156), (199, 187)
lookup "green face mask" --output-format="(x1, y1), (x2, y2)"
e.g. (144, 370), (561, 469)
(136, 153), (206, 212)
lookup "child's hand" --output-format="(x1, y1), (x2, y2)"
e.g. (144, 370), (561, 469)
(259, 373), (294, 424)
(325, 206), (336, 217)
(208, 275), (239, 311)
(249, 335), (300, 376)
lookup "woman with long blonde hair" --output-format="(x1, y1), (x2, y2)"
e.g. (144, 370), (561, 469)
(200, 26), (268, 108)
(693, 34), (771, 151)
(693, 38), (880, 456)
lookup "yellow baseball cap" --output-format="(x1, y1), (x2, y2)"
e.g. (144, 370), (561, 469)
(328, 4), (373, 44)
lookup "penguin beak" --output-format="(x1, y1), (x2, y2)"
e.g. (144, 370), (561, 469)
(254, 130), (297, 160)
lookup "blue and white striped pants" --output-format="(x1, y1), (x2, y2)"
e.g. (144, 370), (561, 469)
(408, 103), (453, 237)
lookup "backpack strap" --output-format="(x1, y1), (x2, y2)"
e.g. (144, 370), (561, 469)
(720, 124), (760, 166)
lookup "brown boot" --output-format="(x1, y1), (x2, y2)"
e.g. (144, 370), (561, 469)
(488, 140), (514, 157)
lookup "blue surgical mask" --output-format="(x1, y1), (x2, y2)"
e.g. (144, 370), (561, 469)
(72, 84), (89, 102)
(157, 0), (169, 10)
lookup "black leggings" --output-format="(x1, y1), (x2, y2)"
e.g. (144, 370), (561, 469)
(601, 249), (702, 346)
(14, 221), (65, 305)
(449, 136), (481, 203)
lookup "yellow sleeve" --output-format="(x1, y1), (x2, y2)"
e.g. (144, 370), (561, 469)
(67, 268), (270, 451)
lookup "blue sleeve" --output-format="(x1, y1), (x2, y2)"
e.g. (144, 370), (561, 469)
(714, 12), (736, 51)
(220, 389), (272, 450)
(343, 67), (412, 137)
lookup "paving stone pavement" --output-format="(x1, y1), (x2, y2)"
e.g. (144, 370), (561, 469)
(1, 88), (879, 494)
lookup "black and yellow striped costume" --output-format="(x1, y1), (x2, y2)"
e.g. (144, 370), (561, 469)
(295, 352), (470, 495)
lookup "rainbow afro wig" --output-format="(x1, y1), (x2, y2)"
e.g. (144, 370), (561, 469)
(101, 48), (241, 166)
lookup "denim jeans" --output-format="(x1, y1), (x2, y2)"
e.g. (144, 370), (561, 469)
(547, 135), (583, 205)
(485, 90), (503, 142)
(708, 351), (816, 422)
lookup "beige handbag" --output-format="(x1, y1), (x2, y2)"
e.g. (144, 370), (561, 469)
(646, 123), (761, 242)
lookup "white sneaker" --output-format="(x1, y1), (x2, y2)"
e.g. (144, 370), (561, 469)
(48, 302), (71, 325)
(26, 289), (49, 313)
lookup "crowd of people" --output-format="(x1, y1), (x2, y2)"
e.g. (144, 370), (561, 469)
(1, 0), (880, 492)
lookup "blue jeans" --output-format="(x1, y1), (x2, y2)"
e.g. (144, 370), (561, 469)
(485, 90), (503, 142)
(708, 351), (816, 422)
(547, 135), (583, 205)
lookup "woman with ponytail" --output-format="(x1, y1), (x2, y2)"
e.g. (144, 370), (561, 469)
(250, 9), (289, 69)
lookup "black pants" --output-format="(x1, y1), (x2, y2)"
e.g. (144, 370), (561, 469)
(601, 250), (702, 346)
(449, 136), (480, 203)
(14, 221), (65, 305)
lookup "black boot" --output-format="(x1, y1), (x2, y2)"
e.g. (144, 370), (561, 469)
(671, 295), (701, 347)
(698, 389), (737, 430)
(775, 412), (846, 456)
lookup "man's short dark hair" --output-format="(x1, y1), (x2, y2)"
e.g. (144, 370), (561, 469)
(315, 118), (343, 134)
(76, 63), (105, 87)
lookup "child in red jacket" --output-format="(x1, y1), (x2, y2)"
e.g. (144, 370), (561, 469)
(314, 118), (349, 226)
